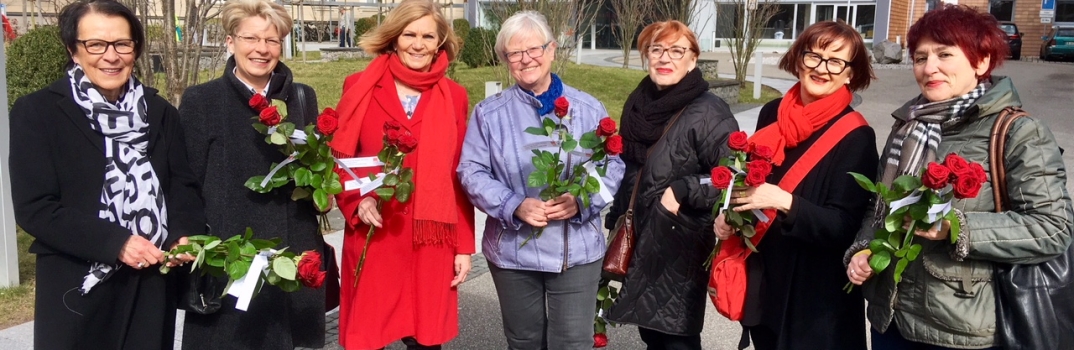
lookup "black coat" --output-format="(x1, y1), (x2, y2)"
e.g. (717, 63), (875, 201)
(606, 93), (739, 335)
(9, 78), (207, 350)
(177, 59), (328, 350)
(741, 99), (878, 350)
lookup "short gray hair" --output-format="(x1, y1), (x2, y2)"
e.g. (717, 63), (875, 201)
(494, 11), (555, 60)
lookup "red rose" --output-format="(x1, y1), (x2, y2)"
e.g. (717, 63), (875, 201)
(597, 117), (617, 137)
(296, 251), (326, 289)
(711, 166), (734, 189)
(604, 135), (623, 156)
(249, 93), (269, 112)
(943, 153), (969, 183)
(969, 162), (987, 182)
(953, 173), (984, 199)
(922, 162), (952, 190)
(746, 160), (773, 178)
(385, 129), (401, 146)
(728, 131), (749, 152)
(320, 107), (338, 120)
(745, 169), (768, 187)
(593, 333), (608, 348)
(553, 96), (569, 118)
(750, 145), (775, 162)
(258, 106), (281, 126)
(317, 114), (339, 135)
(384, 120), (403, 133)
(397, 134), (419, 153)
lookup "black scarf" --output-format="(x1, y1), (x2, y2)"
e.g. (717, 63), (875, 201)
(620, 68), (708, 165)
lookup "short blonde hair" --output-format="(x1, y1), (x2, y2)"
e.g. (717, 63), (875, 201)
(358, 0), (459, 61)
(221, 0), (293, 39)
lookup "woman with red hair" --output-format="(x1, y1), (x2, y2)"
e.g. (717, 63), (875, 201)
(846, 5), (1074, 349)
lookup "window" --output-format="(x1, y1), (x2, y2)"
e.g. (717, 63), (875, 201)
(856, 5), (876, 39)
(795, 4), (811, 39)
(1059, 0), (1074, 22)
(990, 0), (1015, 22)
(765, 5), (796, 39)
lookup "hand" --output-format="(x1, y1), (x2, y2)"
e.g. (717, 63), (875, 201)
(714, 213), (735, 240)
(165, 236), (195, 268)
(913, 219), (951, 241)
(545, 194), (579, 221)
(119, 236), (164, 270)
(660, 188), (680, 215)
(357, 197), (383, 228)
(730, 184), (793, 213)
(450, 254), (472, 287)
(514, 198), (548, 227)
(847, 251), (874, 286)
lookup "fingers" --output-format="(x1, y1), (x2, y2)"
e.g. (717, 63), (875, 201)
(847, 254), (874, 285)
(451, 255), (471, 287)
(357, 198), (383, 228)
(545, 195), (578, 221)
(120, 236), (164, 269)
(515, 198), (548, 227)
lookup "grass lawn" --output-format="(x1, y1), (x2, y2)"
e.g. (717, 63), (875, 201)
(0, 229), (36, 329)
(739, 81), (784, 105)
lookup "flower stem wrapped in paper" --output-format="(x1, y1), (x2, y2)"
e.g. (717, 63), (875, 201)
(843, 153), (987, 292)
(703, 132), (776, 269)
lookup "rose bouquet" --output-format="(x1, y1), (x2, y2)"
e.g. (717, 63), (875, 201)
(353, 121), (417, 287)
(704, 132), (776, 268)
(844, 153), (987, 291)
(159, 228), (325, 310)
(521, 96), (623, 247)
(245, 94), (343, 232)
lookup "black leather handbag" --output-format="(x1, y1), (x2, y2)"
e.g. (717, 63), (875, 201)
(989, 107), (1074, 350)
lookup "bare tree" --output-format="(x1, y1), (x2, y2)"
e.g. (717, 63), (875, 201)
(655, 0), (695, 25)
(160, 0), (224, 103)
(609, 0), (652, 69)
(718, 0), (779, 83)
(485, 0), (605, 76)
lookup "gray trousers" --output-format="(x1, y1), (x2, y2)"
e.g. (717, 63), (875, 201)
(488, 260), (602, 350)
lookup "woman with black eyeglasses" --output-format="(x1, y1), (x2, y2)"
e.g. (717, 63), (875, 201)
(711, 21), (878, 350)
(177, 0), (333, 349)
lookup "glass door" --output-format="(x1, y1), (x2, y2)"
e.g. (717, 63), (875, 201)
(814, 4), (856, 27)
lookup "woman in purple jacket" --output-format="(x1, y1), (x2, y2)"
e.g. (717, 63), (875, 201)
(456, 11), (625, 350)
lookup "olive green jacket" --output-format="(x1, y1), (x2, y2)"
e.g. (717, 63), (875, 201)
(847, 76), (1074, 348)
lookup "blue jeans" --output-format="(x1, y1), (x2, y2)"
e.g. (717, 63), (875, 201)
(872, 324), (1000, 350)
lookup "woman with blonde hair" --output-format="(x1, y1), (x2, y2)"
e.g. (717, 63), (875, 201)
(178, 0), (331, 348)
(331, 0), (474, 349)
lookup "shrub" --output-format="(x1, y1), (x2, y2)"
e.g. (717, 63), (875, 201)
(453, 18), (471, 46)
(459, 27), (497, 68)
(6, 26), (68, 108)
(354, 17), (376, 39)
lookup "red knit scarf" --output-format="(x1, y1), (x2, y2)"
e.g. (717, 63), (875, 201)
(748, 83), (853, 166)
(331, 51), (459, 247)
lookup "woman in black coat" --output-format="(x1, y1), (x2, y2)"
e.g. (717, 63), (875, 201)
(177, 0), (330, 348)
(604, 21), (738, 349)
(8, 1), (206, 349)
(714, 22), (878, 350)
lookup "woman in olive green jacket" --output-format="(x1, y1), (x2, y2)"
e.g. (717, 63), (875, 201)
(844, 5), (1074, 349)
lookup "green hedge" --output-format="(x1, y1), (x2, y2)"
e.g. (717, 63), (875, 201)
(459, 27), (497, 68)
(6, 26), (68, 108)
(453, 18), (471, 46)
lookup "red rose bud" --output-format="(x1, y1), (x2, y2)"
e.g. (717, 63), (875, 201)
(398, 135), (419, 153)
(728, 131), (749, 152)
(318, 113), (339, 135)
(711, 166), (734, 189)
(922, 162), (952, 190)
(385, 129), (402, 146)
(597, 117), (617, 137)
(384, 120), (403, 133)
(746, 160), (773, 178)
(553, 96), (570, 118)
(249, 93), (269, 112)
(297, 251), (326, 289)
(953, 173), (984, 199)
(258, 106), (282, 126)
(604, 135), (624, 156)
(750, 145), (775, 162)
(942, 153), (969, 183)
(593, 333), (608, 348)
(745, 169), (768, 187)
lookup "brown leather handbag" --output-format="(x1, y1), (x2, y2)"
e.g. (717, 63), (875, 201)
(602, 108), (686, 281)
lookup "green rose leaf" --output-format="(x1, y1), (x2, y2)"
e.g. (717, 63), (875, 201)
(868, 238), (889, 253)
(269, 132), (287, 145)
(291, 187), (311, 201)
(893, 175), (922, 194)
(310, 161), (328, 172)
(887, 230), (903, 250)
(396, 182), (413, 203)
(252, 123), (269, 134)
(597, 286), (609, 300)
(848, 172), (877, 193)
(374, 187), (395, 202)
(313, 188), (329, 211)
(277, 279), (301, 292)
(311, 174), (324, 188)
(384, 173), (400, 187)
(244, 176), (269, 193)
(279, 122), (296, 139)
(244, 227), (255, 240)
(271, 99), (288, 117)
(906, 243), (923, 261)
(585, 176), (601, 194)
(294, 168), (312, 186)
(272, 256), (298, 280)
(324, 173), (343, 195)
(562, 140), (578, 152)
(869, 250), (892, 273)
(227, 260), (252, 281)
(894, 258), (910, 283)
(947, 210), (961, 244)
(580, 132), (602, 149)
(206, 256), (226, 268)
(524, 126), (548, 136)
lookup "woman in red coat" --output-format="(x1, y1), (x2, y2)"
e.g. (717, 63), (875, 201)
(330, 1), (475, 349)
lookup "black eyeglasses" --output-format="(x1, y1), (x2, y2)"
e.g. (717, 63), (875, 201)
(648, 46), (689, 60)
(78, 39), (136, 55)
(504, 42), (551, 63)
(802, 51), (851, 74)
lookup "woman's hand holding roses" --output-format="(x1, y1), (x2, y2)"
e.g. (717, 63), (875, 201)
(730, 184), (793, 213)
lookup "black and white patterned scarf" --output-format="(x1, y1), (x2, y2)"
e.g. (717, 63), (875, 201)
(67, 65), (168, 294)
(869, 81), (990, 227)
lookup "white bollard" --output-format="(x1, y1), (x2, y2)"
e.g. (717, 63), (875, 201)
(485, 81), (502, 99)
(0, 33), (20, 288)
(754, 50), (763, 100)
(576, 35), (582, 65)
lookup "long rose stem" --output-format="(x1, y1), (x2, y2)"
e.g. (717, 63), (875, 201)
(353, 201), (381, 288)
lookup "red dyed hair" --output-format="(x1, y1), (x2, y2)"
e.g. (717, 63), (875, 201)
(637, 20), (700, 64)
(907, 4), (1008, 79)
(778, 21), (875, 91)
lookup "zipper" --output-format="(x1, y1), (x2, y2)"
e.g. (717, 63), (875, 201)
(562, 147), (573, 272)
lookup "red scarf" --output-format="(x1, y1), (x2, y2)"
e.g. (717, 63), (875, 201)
(331, 51), (459, 246)
(748, 83), (853, 166)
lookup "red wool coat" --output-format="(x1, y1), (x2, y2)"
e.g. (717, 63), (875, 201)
(334, 71), (475, 349)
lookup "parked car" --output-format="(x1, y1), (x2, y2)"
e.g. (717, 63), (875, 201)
(1042, 26), (1074, 62)
(999, 21), (1022, 60)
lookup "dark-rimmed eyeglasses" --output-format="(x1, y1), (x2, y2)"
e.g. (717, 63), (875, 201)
(234, 35), (283, 47)
(78, 39), (136, 55)
(802, 51), (851, 74)
(504, 42), (551, 63)
(648, 46), (689, 60)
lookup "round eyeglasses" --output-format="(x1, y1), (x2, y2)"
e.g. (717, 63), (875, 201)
(504, 42), (551, 63)
(802, 51), (851, 74)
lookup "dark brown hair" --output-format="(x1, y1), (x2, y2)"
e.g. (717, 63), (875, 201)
(778, 21), (874, 92)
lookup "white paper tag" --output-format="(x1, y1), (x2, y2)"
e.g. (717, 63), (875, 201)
(584, 163), (613, 203)
(338, 157), (385, 169)
(523, 140), (560, 151)
(260, 152), (299, 187)
(226, 249), (275, 311)
(719, 166), (746, 211)
(889, 189), (923, 215)
(359, 174), (387, 196)
(289, 130), (310, 145)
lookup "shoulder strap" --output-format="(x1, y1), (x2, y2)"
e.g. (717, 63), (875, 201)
(626, 107), (688, 211)
(989, 107), (1029, 213)
(778, 111), (869, 192)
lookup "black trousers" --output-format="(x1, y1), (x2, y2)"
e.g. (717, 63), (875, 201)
(401, 337), (441, 350)
(638, 327), (702, 350)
